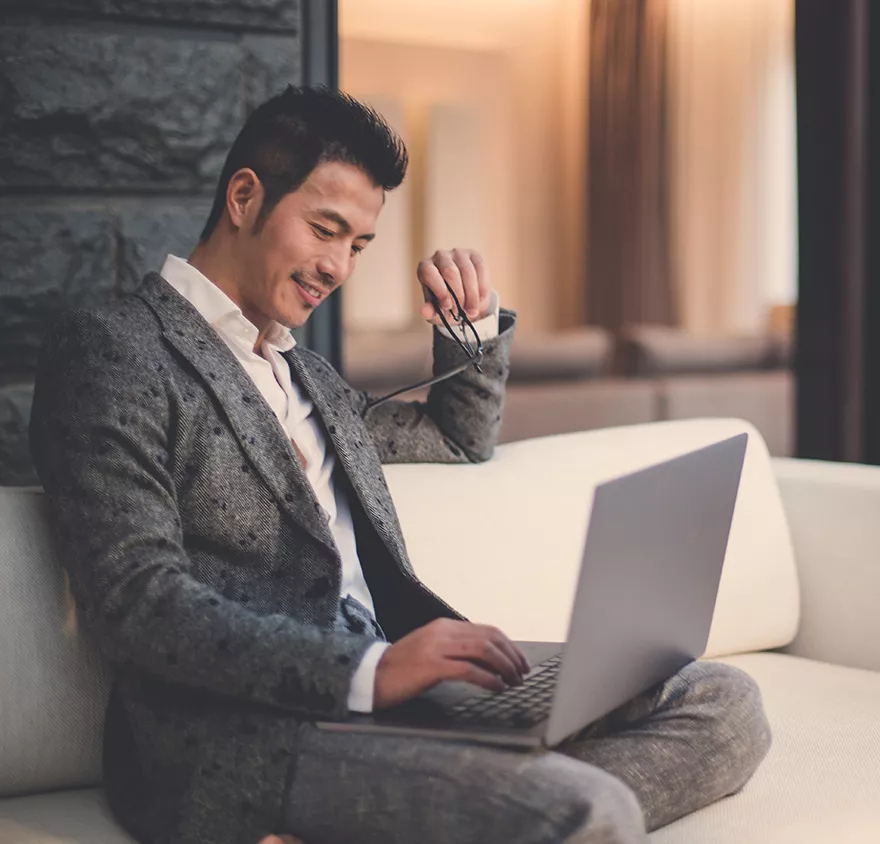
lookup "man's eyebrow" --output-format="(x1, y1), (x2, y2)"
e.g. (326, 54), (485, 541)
(315, 208), (375, 242)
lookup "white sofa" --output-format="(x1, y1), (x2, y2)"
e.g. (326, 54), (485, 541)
(2, 418), (880, 843)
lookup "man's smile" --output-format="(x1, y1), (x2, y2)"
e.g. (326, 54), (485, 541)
(292, 273), (327, 306)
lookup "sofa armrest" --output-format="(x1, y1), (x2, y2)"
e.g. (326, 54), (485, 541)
(773, 457), (880, 672)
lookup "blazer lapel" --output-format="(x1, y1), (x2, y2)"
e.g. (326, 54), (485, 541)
(283, 348), (412, 573)
(135, 273), (335, 552)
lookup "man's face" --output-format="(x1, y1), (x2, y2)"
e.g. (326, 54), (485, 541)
(234, 161), (384, 331)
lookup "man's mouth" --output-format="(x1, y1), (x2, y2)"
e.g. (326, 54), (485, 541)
(292, 274), (327, 306)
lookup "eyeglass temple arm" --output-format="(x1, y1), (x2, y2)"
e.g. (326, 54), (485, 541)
(365, 283), (487, 413)
(363, 355), (482, 413)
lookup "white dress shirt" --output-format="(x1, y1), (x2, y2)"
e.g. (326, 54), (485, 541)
(160, 254), (499, 712)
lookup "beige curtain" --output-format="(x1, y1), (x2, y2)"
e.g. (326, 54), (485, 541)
(587, 0), (676, 334)
(667, 0), (796, 335)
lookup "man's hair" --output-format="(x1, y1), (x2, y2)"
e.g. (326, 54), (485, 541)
(199, 85), (408, 241)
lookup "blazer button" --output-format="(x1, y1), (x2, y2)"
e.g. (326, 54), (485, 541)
(305, 576), (332, 599)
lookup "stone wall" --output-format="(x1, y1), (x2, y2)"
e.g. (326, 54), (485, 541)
(0, 2), (303, 485)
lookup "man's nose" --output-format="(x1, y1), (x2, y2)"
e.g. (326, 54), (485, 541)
(315, 246), (351, 285)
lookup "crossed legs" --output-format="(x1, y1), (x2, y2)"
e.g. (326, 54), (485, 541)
(281, 662), (771, 843)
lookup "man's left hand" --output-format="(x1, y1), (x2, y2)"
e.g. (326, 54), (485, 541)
(418, 248), (492, 326)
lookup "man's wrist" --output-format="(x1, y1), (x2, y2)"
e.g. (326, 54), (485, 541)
(476, 289), (499, 322)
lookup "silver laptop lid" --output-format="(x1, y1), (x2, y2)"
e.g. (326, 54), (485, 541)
(545, 434), (748, 746)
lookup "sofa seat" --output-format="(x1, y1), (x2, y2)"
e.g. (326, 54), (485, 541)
(0, 789), (135, 844)
(652, 652), (880, 844)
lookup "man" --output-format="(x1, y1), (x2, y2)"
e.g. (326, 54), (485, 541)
(29, 87), (770, 844)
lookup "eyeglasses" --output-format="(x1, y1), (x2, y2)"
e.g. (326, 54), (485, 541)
(364, 282), (485, 413)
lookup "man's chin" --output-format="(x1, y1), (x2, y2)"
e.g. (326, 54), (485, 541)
(274, 299), (314, 331)
(280, 307), (313, 332)
(276, 289), (322, 330)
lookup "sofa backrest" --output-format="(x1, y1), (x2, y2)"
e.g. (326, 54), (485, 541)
(507, 327), (613, 382)
(620, 325), (789, 376)
(384, 418), (801, 660)
(0, 489), (110, 798)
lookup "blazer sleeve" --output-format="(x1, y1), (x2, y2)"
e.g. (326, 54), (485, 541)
(349, 308), (517, 464)
(29, 309), (376, 720)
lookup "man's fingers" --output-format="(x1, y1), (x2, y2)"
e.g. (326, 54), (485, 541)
(443, 627), (523, 686)
(434, 253), (465, 314)
(417, 260), (456, 325)
(418, 260), (447, 302)
(469, 250), (492, 315)
(466, 640), (523, 687)
(489, 633), (530, 676)
(516, 644), (531, 675)
(445, 659), (506, 693)
(491, 634), (531, 680)
(417, 249), (491, 325)
(451, 249), (480, 318)
(465, 624), (531, 678)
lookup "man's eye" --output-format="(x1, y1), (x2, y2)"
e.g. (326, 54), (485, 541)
(312, 225), (334, 239)
(352, 244), (365, 256)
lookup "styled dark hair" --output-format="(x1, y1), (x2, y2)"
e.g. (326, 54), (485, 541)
(199, 85), (408, 241)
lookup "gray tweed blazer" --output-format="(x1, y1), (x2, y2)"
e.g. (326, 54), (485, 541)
(28, 272), (516, 844)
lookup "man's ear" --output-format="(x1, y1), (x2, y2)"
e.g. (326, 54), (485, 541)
(226, 168), (263, 231)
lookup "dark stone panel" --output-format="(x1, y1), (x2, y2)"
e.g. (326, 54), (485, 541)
(8, 0), (300, 31)
(116, 202), (212, 294)
(0, 383), (37, 487)
(242, 34), (303, 113)
(0, 26), (250, 191)
(0, 205), (115, 378)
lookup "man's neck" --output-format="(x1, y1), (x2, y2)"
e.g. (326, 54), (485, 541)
(188, 240), (272, 353)
(188, 240), (242, 309)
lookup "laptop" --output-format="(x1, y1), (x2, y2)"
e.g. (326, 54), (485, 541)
(317, 433), (748, 750)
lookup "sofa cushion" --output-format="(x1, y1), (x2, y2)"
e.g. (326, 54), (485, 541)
(499, 379), (659, 444)
(651, 653), (880, 843)
(0, 789), (135, 844)
(0, 489), (110, 798)
(507, 327), (613, 382)
(384, 418), (800, 659)
(622, 326), (785, 376)
(661, 372), (794, 458)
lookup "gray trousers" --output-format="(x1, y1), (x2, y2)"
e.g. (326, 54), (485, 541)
(282, 660), (772, 843)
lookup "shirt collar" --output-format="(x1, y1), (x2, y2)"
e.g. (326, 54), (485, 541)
(159, 254), (296, 352)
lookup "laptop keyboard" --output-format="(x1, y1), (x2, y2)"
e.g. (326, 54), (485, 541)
(446, 654), (562, 728)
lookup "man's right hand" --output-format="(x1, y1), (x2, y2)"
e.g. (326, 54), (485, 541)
(373, 618), (531, 710)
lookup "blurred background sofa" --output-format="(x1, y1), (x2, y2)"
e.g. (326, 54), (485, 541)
(344, 324), (794, 456)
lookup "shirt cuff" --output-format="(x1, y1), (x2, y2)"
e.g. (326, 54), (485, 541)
(346, 640), (391, 713)
(437, 290), (500, 342)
